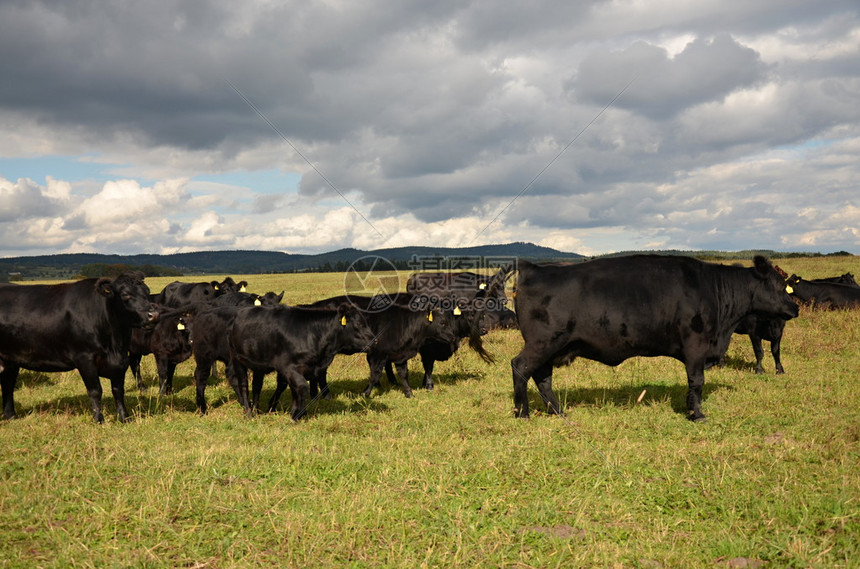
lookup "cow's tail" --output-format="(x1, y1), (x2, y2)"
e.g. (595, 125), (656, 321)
(486, 262), (516, 300)
(468, 330), (495, 364)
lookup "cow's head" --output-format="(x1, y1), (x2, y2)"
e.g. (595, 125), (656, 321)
(96, 271), (159, 327)
(752, 256), (799, 320)
(422, 307), (460, 345)
(259, 291), (284, 306)
(336, 304), (377, 351)
(217, 277), (249, 295)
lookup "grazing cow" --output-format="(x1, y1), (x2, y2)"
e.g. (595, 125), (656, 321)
(721, 315), (787, 374)
(810, 273), (859, 287)
(129, 311), (194, 394)
(0, 273), (159, 422)
(229, 305), (376, 420)
(507, 255), (798, 421)
(301, 294), (469, 398)
(786, 274), (860, 309)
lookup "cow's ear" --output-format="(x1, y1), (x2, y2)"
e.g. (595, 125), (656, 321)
(336, 303), (351, 320)
(276, 291), (285, 303)
(95, 277), (114, 298)
(752, 255), (772, 279)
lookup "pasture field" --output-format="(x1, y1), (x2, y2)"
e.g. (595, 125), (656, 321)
(1, 257), (859, 568)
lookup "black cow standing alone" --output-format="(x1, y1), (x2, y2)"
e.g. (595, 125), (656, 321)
(507, 255), (798, 421)
(0, 273), (159, 422)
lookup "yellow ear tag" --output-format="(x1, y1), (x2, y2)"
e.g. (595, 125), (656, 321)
(214, 285), (219, 290)
(478, 283), (487, 290)
(427, 311), (434, 322)
(341, 316), (347, 326)
(453, 306), (462, 316)
(786, 285), (794, 294)
(254, 298), (262, 306)
(176, 322), (185, 331)
(239, 285), (246, 292)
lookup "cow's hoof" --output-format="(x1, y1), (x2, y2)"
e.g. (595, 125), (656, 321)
(688, 412), (707, 423)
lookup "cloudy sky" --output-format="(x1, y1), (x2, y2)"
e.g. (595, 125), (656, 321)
(1, 1), (858, 257)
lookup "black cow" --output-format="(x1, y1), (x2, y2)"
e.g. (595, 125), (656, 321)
(129, 311), (193, 394)
(216, 277), (249, 294)
(229, 305), (376, 420)
(406, 269), (515, 330)
(721, 315), (787, 374)
(813, 274), (856, 286)
(786, 274), (860, 309)
(507, 255), (798, 421)
(810, 273), (858, 287)
(183, 304), (269, 415)
(301, 294), (466, 398)
(154, 280), (220, 307)
(0, 273), (159, 422)
(384, 296), (501, 391)
(211, 290), (284, 307)
(153, 277), (250, 308)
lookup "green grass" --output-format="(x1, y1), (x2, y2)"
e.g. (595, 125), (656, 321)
(2, 258), (859, 568)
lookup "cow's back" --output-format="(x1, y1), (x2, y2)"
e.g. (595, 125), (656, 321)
(0, 280), (111, 371)
(515, 257), (716, 363)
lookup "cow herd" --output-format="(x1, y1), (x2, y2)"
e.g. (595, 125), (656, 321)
(0, 256), (856, 424)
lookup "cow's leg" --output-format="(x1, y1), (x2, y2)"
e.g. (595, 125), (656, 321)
(109, 371), (130, 423)
(384, 361), (398, 386)
(283, 367), (310, 421)
(250, 370), (266, 411)
(362, 355), (385, 397)
(0, 363), (20, 419)
(391, 360), (413, 398)
(77, 362), (106, 423)
(532, 363), (561, 415)
(420, 356), (435, 390)
(771, 337), (785, 375)
(308, 368), (332, 400)
(511, 347), (546, 418)
(193, 356), (212, 414)
(157, 356), (174, 395)
(685, 360), (707, 422)
(129, 354), (145, 391)
(225, 359), (252, 417)
(267, 372), (289, 412)
(749, 334), (765, 374)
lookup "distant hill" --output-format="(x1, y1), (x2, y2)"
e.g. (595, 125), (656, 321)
(0, 242), (585, 280)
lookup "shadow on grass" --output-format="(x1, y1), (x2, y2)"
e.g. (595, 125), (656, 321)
(529, 380), (734, 418)
(16, 370), (58, 388)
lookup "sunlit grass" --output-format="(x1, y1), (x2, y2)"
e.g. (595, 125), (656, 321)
(2, 256), (859, 568)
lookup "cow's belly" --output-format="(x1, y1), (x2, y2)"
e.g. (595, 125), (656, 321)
(553, 333), (685, 367)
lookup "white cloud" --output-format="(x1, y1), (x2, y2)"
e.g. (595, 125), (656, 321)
(0, 0), (858, 257)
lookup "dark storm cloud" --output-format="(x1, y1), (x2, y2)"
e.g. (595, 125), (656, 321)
(569, 35), (769, 120)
